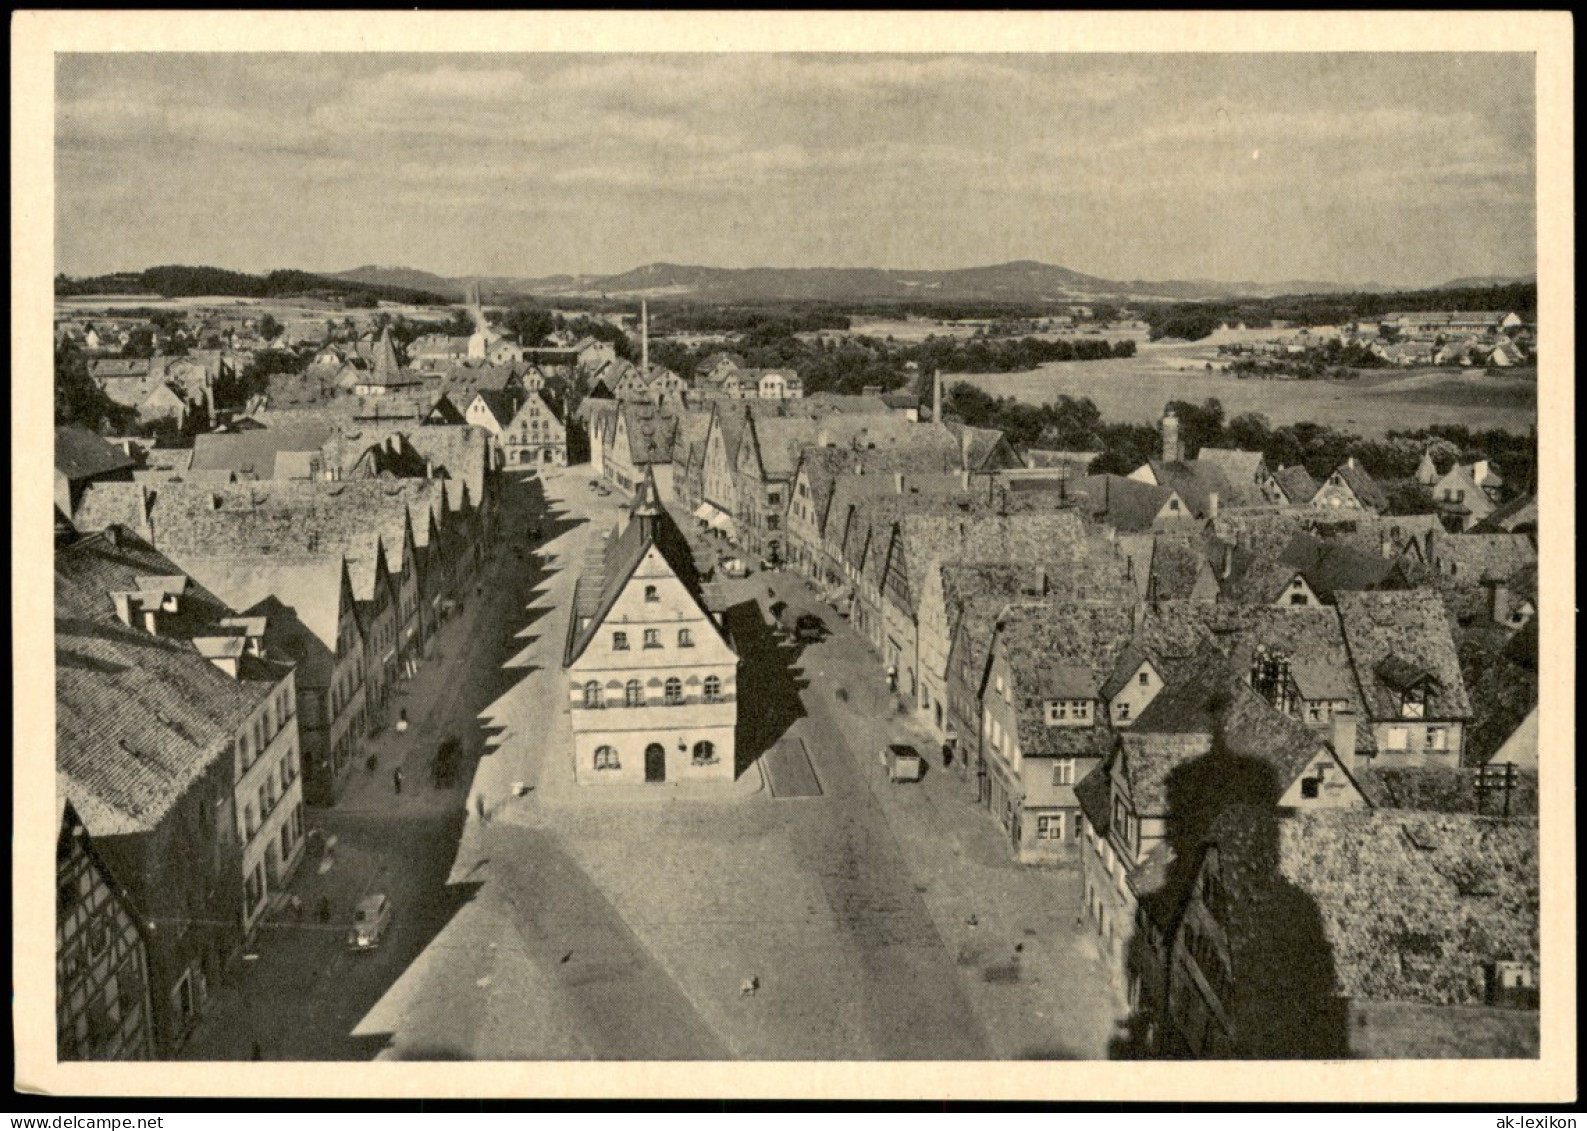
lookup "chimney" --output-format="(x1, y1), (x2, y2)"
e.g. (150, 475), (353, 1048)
(1132, 601), (1145, 634)
(894, 472), (904, 495)
(1207, 490), (1219, 518)
(959, 467), (970, 492)
(1473, 459), (1489, 485)
(426, 459), (434, 479)
(1330, 709), (1358, 773)
(1380, 530), (1394, 559)
(640, 300), (649, 378)
(932, 369), (942, 425)
(1161, 410), (1182, 464)
(1346, 455), (1358, 470)
(1220, 543), (1234, 580)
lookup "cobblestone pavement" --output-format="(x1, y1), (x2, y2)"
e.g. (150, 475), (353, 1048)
(181, 467), (1125, 1061)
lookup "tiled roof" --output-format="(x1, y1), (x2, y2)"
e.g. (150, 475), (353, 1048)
(1148, 458), (1238, 515)
(1124, 661), (1330, 811)
(172, 554), (348, 688)
(1331, 461), (1389, 511)
(56, 426), (135, 482)
(1272, 465), (1320, 504)
(72, 482), (152, 537)
(1430, 532), (1537, 584)
(997, 601), (1139, 759)
(1355, 764), (1538, 817)
(1336, 590), (1472, 720)
(190, 424), (335, 477)
(1208, 604), (1367, 719)
(943, 422), (1015, 471)
(563, 474), (716, 666)
(1149, 531), (1215, 601)
(1023, 449), (1102, 472)
(1205, 806), (1538, 1007)
(1071, 474), (1184, 533)
(1195, 448), (1267, 502)
(620, 403), (682, 464)
(1473, 494), (1537, 534)
(56, 549), (281, 837)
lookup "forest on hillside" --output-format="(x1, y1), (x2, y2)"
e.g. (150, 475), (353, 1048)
(55, 265), (451, 306)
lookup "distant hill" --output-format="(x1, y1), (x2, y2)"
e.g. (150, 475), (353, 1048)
(1435, 274), (1536, 291)
(56, 264), (451, 306)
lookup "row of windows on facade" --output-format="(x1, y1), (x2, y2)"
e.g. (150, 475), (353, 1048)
(237, 686), (296, 774)
(58, 952), (146, 1060)
(581, 675), (723, 707)
(591, 740), (717, 770)
(613, 624), (697, 650)
(244, 803), (306, 910)
(240, 748), (299, 842)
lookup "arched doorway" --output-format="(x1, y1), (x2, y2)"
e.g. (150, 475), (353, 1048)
(644, 743), (666, 783)
(518, 449), (533, 465)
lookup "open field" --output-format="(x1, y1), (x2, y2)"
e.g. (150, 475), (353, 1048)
(951, 334), (1536, 437)
(56, 295), (458, 318)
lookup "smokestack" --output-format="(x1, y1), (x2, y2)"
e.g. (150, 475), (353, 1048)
(1161, 410), (1182, 464)
(1488, 579), (1513, 625)
(640, 300), (649, 379)
(960, 468), (970, 492)
(894, 472), (904, 495)
(1330, 709), (1358, 772)
(933, 369), (942, 425)
(1221, 543), (1234, 580)
(1207, 490), (1219, 518)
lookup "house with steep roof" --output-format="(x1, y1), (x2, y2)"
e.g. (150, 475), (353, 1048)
(1163, 806), (1538, 1058)
(56, 425), (135, 515)
(1336, 590), (1472, 768)
(351, 329), (420, 396)
(1430, 461), (1504, 531)
(564, 471), (739, 785)
(1072, 474), (1194, 532)
(57, 535), (305, 1053)
(1428, 531), (1536, 587)
(1472, 492), (1537, 536)
(1074, 662), (1368, 1009)
(603, 402), (681, 499)
(1313, 457), (1389, 513)
(979, 602), (1141, 862)
(56, 797), (156, 1061)
(1270, 465), (1320, 507)
(172, 554), (367, 806)
(500, 388), (568, 469)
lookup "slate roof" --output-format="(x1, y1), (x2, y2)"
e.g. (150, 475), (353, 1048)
(1204, 806), (1538, 1007)
(1336, 590), (1472, 720)
(1271, 465), (1320, 505)
(56, 426), (135, 482)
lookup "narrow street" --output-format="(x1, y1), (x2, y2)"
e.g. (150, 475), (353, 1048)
(182, 466), (1123, 1061)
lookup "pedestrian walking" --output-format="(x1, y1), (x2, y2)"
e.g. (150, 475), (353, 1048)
(886, 664), (898, 693)
(396, 708), (409, 734)
(393, 768), (404, 795)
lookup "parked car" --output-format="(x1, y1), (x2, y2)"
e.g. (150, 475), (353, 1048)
(720, 557), (748, 578)
(794, 613), (824, 643)
(346, 894), (393, 951)
(880, 743), (925, 783)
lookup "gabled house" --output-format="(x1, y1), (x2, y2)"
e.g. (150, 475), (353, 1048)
(1431, 461), (1504, 531)
(56, 425), (135, 516)
(500, 388), (568, 468)
(56, 798), (156, 1061)
(1074, 662), (1368, 1011)
(1072, 474), (1194, 533)
(978, 602), (1141, 862)
(1336, 590), (1472, 767)
(1312, 457), (1388, 513)
(1270, 465), (1320, 507)
(564, 471), (738, 785)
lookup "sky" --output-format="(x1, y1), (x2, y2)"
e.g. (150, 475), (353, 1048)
(55, 52), (1537, 286)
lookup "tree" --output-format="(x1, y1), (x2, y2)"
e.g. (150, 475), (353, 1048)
(256, 313), (284, 343)
(54, 341), (134, 431)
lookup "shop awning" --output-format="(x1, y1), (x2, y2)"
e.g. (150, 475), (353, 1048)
(708, 512), (737, 537)
(693, 503), (715, 521)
